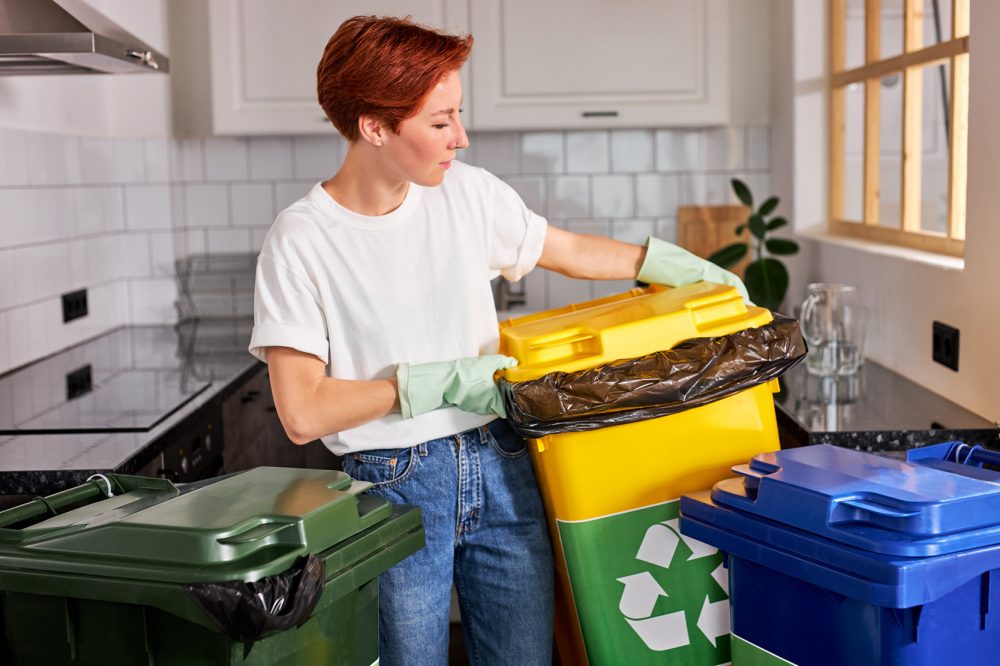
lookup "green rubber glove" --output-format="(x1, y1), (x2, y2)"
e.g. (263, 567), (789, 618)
(397, 355), (518, 419)
(637, 236), (752, 304)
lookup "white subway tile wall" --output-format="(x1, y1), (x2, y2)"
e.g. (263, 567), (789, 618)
(248, 137), (294, 181)
(610, 130), (654, 173)
(470, 132), (519, 176)
(204, 137), (249, 181)
(0, 125), (769, 374)
(591, 174), (634, 218)
(292, 135), (341, 180)
(566, 131), (610, 174)
(521, 132), (564, 174)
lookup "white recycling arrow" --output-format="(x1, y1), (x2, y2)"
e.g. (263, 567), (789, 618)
(711, 562), (729, 594)
(625, 611), (690, 652)
(696, 595), (730, 647)
(635, 523), (679, 569)
(664, 519), (718, 560)
(617, 572), (668, 619)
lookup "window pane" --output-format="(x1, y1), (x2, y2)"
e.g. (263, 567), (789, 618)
(923, 0), (953, 47)
(843, 84), (865, 221)
(879, 74), (903, 228)
(845, 0), (866, 69)
(881, 0), (904, 59)
(921, 60), (951, 233)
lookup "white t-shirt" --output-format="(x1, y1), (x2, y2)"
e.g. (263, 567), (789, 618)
(249, 161), (548, 454)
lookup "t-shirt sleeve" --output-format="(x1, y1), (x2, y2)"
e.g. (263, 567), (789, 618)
(486, 173), (548, 282)
(248, 254), (329, 364)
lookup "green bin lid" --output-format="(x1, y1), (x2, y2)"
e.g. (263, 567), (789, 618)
(0, 467), (393, 584)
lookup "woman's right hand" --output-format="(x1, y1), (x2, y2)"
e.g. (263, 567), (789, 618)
(396, 355), (518, 419)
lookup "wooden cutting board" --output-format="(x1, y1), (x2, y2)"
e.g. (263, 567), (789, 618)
(677, 205), (751, 278)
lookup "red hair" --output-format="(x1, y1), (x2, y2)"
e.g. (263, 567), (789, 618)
(317, 16), (472, 142)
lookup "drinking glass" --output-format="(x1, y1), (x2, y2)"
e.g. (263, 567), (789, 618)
(800, 283), (865, 376)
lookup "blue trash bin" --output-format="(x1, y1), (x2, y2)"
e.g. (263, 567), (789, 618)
(679, 442), (1000, 666)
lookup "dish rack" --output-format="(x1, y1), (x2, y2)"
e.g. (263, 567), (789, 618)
(174, 253), (257, 321)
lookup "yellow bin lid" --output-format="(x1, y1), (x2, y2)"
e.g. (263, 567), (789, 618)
(498, 282), (773, 382)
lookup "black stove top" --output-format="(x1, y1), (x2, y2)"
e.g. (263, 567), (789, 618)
(0, 327), (212, 436)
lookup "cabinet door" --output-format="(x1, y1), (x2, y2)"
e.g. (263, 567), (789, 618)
(222, 365), (340, 473)
(469, 0), (730, 129)
(207, 0), (470, 135)
(221, 366), (271, 473)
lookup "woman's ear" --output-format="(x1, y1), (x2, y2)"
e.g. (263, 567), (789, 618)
(357, 115), (386, 147)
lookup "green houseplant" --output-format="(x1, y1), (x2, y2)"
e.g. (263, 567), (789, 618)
(708, 178), (800, 312)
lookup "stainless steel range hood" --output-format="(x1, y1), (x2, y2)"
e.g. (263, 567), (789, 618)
(0, 0), (169, 75)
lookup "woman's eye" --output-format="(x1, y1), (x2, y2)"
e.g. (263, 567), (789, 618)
(433, 123), (449, 129)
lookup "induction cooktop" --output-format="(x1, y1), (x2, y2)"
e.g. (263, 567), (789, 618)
(0, 327), (213, 435)
(0, 370), (211, 434)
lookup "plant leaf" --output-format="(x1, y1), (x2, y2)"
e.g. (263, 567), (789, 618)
(707, 243), (748, 268)
(766, 238), (800, 255)
(766, 217), (788, 232)
(758, 196), (780, 217)
(734, 224), (746, 236)
(731, 178), (753, 208)
(748, 214), (767, 240)
(745, 258), (789, 312)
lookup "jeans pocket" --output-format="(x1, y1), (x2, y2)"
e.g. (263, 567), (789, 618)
(486, 424), (528, 459)
(342, 446), (418, 490)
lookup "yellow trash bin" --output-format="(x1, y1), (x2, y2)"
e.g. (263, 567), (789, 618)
(498, 282), (782, 666)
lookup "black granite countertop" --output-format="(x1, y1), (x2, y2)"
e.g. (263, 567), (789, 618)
(0, 319), (260, 495)
(775, 358), (998, 453)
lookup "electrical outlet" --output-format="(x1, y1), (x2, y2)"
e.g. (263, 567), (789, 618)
(66, 365), (93, 400)
(62, 288), (88, 323)
(932, 321), (960, 371)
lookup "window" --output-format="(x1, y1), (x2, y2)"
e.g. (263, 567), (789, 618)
(829, 0), (969, 256)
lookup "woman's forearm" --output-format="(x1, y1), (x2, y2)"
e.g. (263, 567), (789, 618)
(268, 347), (400, 444)
(286, 376), (399, 444)
(537, 225), (646, 280)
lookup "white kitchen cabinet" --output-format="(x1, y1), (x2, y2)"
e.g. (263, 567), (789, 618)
(468, 0), (731, 129)
(169, 0), (469, 135)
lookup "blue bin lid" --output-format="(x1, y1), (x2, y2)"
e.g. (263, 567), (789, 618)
(680, 488), (1000, 608)
(711, 444), (1000, 557)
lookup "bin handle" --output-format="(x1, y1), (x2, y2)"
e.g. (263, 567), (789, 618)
(832, 497), (920, 522)
(0, 475), (177, 531)
(525, 330), (595, 351)
(0, 480), (108, 529)
(86, 474), (115, 498)
(732, 464), (766, 479)
(217, 521), (295, 545)
(959, 445), (1000, 468)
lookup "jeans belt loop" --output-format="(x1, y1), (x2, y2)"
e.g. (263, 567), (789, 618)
(418, 441), (429, 457)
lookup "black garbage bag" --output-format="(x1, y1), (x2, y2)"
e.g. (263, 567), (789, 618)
(184, 554), (325, 643)
(499, 315), (807, 438)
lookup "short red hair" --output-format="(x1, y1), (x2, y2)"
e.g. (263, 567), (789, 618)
(317, 16), (473, 142)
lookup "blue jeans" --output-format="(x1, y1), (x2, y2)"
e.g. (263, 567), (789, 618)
(342, 418), (554, 666)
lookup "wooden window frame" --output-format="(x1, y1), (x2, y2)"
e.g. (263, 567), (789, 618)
(829, 0), (969, 257)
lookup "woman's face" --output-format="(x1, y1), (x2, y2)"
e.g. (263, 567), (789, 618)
(383, 70), (468, 187)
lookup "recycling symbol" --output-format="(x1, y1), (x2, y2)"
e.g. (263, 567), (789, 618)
(616, 518), (729, 653)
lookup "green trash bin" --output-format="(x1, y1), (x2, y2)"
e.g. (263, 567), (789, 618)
(0, 467), (424, 665)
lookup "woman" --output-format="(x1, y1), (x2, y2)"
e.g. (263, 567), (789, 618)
(249, 15), (747, 665)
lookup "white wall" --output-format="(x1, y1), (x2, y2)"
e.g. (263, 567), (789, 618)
(773, 0), (999, 423)
(729, 0), (772, 125)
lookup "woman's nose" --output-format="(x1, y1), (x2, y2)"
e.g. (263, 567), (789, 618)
(452, 119), (469, 150)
